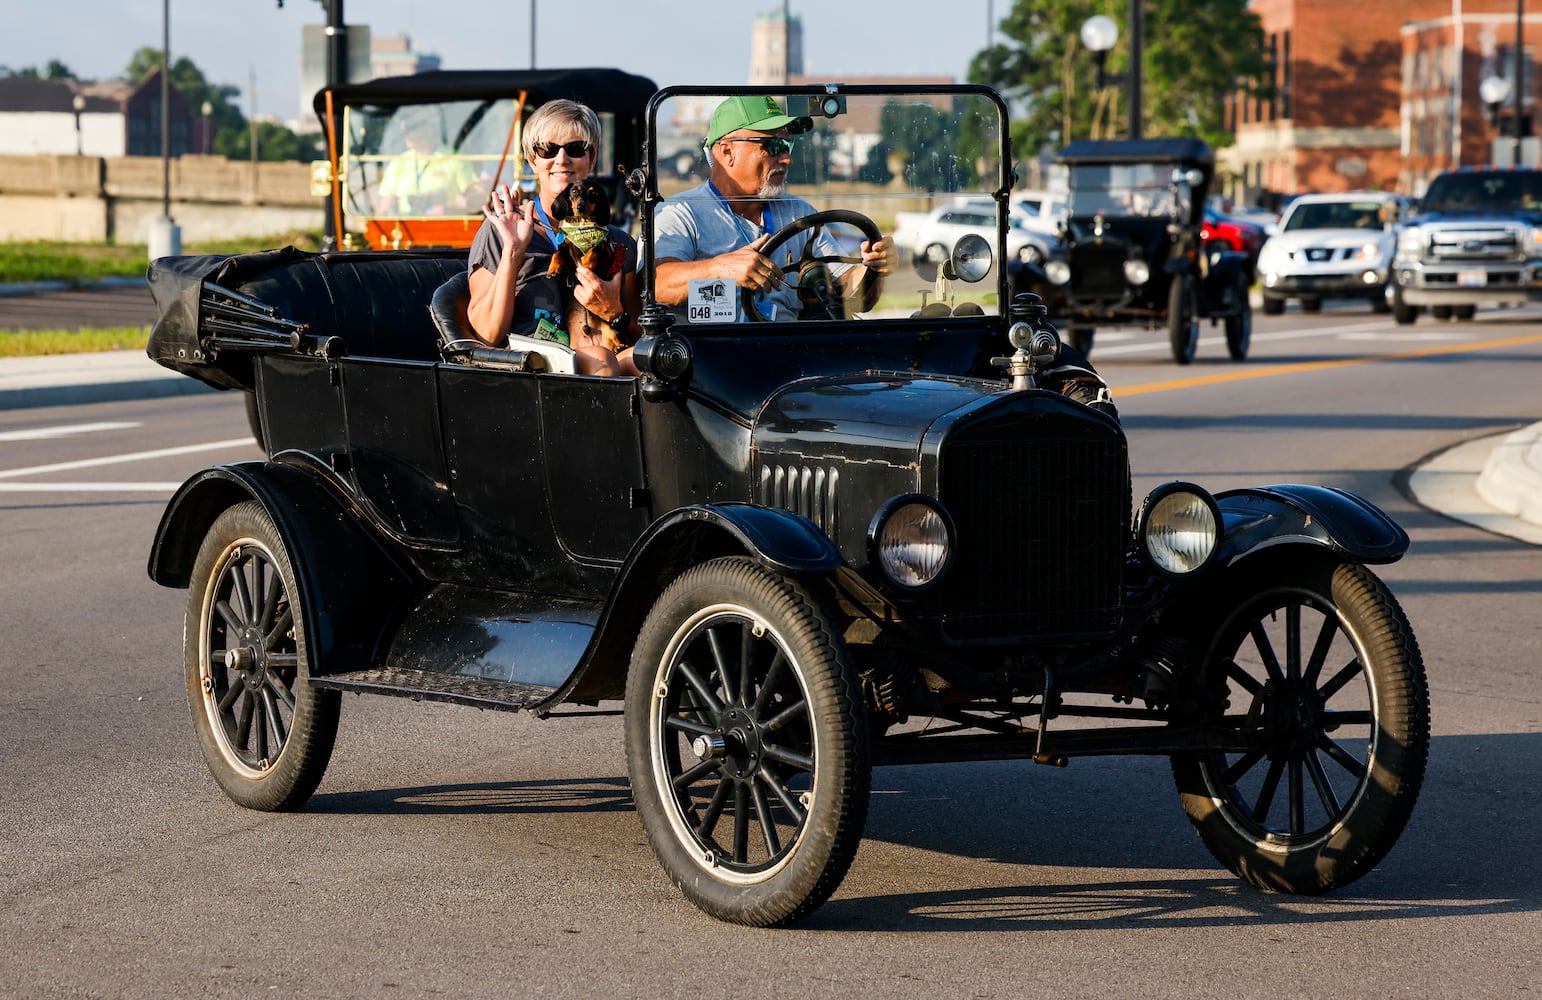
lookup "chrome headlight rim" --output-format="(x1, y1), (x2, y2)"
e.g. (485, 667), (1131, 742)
(867, 494), (955, 592)
(1045, 259), (1071, 285)
(1123, 257), (1151, 286)
(1137, 481), (1222, 578)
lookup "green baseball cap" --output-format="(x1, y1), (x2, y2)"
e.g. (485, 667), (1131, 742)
(705, 95), (812, 145)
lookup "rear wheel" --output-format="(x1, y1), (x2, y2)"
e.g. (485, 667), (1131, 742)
(1370, 288), (1392, 314)
(1067, 325), (1095, 356)
(1454, 305), (1477, 320)
(184, 501), (339, 811)
(1171, 557), (1428, 894)
(626, 557), (870, 927)
(1167, 276), (1198, 365)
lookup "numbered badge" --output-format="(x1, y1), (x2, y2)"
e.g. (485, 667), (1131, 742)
(686, 279), (739, 323)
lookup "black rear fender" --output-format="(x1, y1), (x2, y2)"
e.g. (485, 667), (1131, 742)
(545, 504), (842, 708)
(148, 462), (420, 675)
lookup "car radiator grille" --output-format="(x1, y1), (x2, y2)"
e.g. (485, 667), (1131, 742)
(936, 435), (1127, 641)
(1069, 245), (1130, 297)
(1425, 227), (1522, 262)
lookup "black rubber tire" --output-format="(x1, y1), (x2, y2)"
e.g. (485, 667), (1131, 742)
(625, 556), (870, 927)
(184, 501), (339, 811)
(1171, 556), (1429, 895)
(1261, 295), (1285, 316)
(1432, 305), (1453, 321)
(1370, 288), (1392, 314)
(1300, 297), (1322, 313)
(1454, 305), (1477, 320)
(1225, 291), (1252, 361)
(1067, 325), (1095, 357)
(1391, 285), (1418, 325)
(1168, 276), (1198, 365)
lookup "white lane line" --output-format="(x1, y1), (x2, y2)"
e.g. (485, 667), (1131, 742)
(0, 482), (182, 492)
(0, 422), (139, 442)
(0, 438), (253, 480)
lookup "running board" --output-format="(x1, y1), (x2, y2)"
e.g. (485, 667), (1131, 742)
(312, 667), (556, 713)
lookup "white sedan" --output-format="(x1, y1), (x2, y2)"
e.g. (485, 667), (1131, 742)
(1256, 192), (1409, 314)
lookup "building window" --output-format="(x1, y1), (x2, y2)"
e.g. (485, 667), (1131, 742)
(1281, 31), (1292, 119)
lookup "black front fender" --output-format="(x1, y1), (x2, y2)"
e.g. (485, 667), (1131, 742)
(1216, 484), (1409, 566)
(148, 462), (421, 675)
(540, 503), (842, 710)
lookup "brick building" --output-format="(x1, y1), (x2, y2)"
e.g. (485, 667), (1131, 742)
(1222, 0), (1539, 205)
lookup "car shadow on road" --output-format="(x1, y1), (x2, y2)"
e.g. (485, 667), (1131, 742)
(307, 775), (634, 815)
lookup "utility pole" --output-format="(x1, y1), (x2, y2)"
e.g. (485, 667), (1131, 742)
(1128, 0), (1143, 139)
(1516, 0), (1526, 165)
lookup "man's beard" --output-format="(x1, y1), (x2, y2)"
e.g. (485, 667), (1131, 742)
(757, 177), (787, 198)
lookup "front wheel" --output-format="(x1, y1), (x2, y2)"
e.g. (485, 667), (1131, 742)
(625, 557), (870, 926)
(1225, 290), (1252, 361)
(1171, 557), (1429, 894)
(184, 501), (339, 811)
(1067, 324), (1095, 356)
(1168, 276), (1198, 365)
(1391, 284), (1419, 325)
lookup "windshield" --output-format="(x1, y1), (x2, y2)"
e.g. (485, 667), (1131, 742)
(1282, 200), (1389, 232)
(339, 99), (621, 246)
(644, 87), (1009, 327)
(1420, 172), (1542, 214)
(1066, 162), (1188, 219)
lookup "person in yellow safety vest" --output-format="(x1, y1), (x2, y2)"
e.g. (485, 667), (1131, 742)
(378, 119), (478, 217)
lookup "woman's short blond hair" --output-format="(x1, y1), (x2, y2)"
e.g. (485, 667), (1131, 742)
(522, 99), (602, 161)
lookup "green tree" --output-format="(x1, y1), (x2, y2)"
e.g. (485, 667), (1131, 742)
(970, 0), (1272, 155)
(125, 47), (313, 162)
(2, 59), (75, 79)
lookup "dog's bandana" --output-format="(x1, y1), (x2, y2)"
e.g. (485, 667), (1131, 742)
(559, 222), (608, 254)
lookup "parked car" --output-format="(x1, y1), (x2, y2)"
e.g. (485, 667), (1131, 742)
(1032, 138), (1255, 363)
(145, 83), (1428, 929)
(1256, 192), (1407, 315)
(1201, 206), (1267, 280)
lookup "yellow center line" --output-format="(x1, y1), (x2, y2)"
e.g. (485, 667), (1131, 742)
(1114, 330), (1542, 397)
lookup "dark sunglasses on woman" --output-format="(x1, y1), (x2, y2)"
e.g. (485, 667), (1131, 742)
(532, 140), (593, 159)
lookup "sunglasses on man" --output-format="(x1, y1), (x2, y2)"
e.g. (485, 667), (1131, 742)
(722, 136), (795, 157)
(531, 140), (593, 159)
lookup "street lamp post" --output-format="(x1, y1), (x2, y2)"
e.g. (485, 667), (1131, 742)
(148, 0), (181, 260)
(72, 93), (85, 156)
(201, 100), (213, 155)
(1515, 0), (1527, 165)
(1079, 3), (1143, 140)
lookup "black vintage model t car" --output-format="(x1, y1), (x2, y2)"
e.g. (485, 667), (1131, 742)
(1033, 138), (1253, 364)
(146, 83), (1427, 927)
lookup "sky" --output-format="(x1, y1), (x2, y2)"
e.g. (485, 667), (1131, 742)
(4, 1), (999, 128)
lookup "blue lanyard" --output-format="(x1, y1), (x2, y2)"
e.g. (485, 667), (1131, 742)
(708, 182), (771, 245)
(531, 197), (562, 246)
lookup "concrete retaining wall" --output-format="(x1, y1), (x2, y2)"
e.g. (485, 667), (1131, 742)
(0, 153), (321, 244)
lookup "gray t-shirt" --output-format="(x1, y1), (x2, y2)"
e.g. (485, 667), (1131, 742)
(468, 218), (637, 339)
(652, 182), (850, 323)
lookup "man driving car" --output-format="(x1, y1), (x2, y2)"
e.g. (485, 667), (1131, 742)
(653, 95), (897, 321)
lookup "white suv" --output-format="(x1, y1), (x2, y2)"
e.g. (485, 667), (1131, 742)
(1256, 192), (1407, 314)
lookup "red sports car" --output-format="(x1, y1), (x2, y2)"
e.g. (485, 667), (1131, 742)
(1202, 207), (1266, 279)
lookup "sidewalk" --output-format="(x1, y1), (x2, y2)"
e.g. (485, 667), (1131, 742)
(1, 336), (1539, 542)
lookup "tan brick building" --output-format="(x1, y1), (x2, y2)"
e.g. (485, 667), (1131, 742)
(1222, 0), (1540, 205)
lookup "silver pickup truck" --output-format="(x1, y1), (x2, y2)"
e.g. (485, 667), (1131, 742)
(1391, 167), (1542, 323)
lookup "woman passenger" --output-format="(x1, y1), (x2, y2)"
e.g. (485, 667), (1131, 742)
(466, 99), (641, 376)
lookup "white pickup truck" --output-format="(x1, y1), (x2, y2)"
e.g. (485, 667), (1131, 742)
(891, 193), (1061, 272)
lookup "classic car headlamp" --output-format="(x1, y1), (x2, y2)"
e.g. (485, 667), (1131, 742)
(869, 495), (953, 590)
(1138, 482), (1221, 576)
(1122, 258), (1151, 285)
(1045, 259), (1071, 285)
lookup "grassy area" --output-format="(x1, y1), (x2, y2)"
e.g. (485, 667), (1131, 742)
(0, 233), (323, 284)
(0, 326), (150, 357)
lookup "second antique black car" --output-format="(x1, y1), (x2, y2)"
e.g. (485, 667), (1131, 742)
(1035, 138), (1254, 364)
(145, 84), (1427, 928)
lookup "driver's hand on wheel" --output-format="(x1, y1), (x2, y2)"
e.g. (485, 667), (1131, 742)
(860, 236), (897, 276)
(719, 234), (785, 293)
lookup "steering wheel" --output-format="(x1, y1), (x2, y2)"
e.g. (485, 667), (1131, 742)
(742, 209), (883, 322)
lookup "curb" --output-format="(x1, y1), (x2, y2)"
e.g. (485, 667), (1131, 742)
(0, 275), (148, 298)
(1477, 422), (1542, 525)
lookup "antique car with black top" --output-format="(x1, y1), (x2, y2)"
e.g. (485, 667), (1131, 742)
(1033, 138), (1254, 364)
(146, 83), (1427, 927)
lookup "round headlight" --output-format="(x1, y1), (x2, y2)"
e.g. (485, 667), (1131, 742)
(869, 496), (953, 589)
(1139, 483), (1221, 576)
(1045, 259), (1071, 285)
(1123, 258), (1151, 285)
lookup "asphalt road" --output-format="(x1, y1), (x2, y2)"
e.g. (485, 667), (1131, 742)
(2, 303), (1540, 998)
(0, 284), (158, 331)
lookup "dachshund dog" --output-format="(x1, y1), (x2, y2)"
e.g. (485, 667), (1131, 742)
(546, 180), (627, 351)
